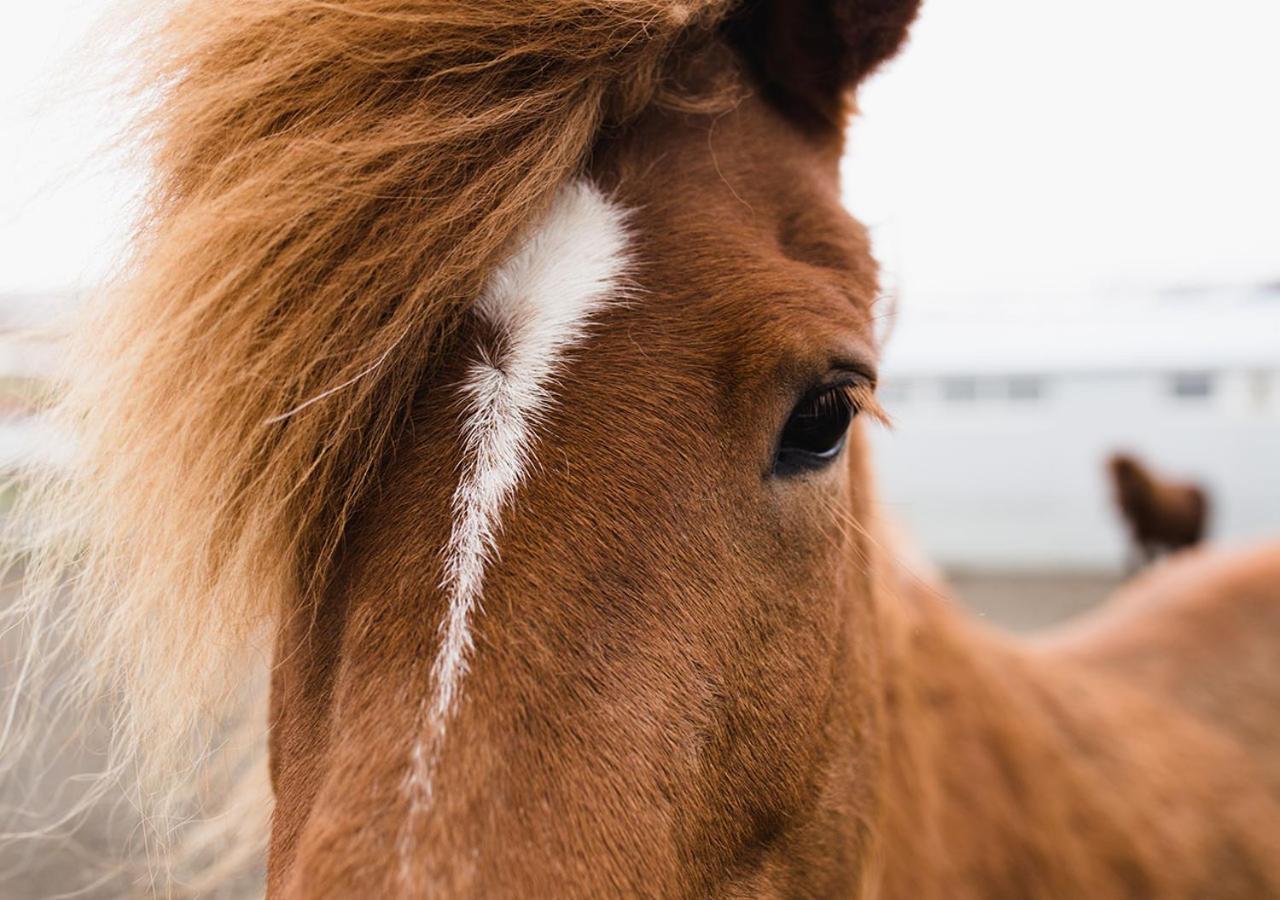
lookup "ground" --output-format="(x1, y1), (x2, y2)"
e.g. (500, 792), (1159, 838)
(949, 569), (1121, 633)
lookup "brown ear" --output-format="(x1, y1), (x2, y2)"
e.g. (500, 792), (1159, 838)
(724, 0), (921, 132)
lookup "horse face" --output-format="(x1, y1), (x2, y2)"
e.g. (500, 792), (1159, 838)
(268, 6), (915, 897)
(269, 95), (885, 898)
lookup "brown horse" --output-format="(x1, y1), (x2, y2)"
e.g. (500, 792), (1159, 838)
(1109, 452), (1210, 565)
(6, 1), (1280, 897)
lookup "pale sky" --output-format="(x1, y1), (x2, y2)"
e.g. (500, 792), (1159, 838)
(3, 0), (1279, 301)
(843, 0), (1280, 303)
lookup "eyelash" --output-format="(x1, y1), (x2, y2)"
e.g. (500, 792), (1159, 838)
(770, 376), (890, 477)
(836, 381), (889, 427)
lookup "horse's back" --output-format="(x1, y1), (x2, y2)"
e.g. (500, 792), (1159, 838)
(1042, 542), (1280, 792)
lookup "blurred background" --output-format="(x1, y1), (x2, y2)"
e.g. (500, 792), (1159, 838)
(840, 0), (1280, 625)
(0, 1), (1278, 892)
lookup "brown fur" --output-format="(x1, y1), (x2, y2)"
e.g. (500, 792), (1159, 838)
(11, 1), (1280, 897)
(882, 555), (1280, 899)
(1109, 453), (1210, 563)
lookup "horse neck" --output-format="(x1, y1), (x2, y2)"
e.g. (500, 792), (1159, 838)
(867, 577), (1277, 899)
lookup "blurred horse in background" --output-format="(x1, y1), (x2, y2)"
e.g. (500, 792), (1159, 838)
(4, 1), (1280, 898)
(1109, 452), (1210, 565)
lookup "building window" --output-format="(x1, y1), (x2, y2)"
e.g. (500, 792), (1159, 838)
(1007, 376), (1044, 401)
(878, 380), (910, 405)
(1250, 371), (1271, 410)
(942, 377), (978, 402)
(1169, 372), (1214, 400)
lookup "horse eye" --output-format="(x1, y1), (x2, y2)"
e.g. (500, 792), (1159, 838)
(773, 384), (858, 477)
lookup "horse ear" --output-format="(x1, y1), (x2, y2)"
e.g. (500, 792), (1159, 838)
(725, 0), (922, 131)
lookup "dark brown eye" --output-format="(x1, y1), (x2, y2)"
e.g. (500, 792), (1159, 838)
(773, 384), (857, 477)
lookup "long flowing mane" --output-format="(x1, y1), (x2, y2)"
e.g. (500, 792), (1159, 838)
(3, 0), (738, 886)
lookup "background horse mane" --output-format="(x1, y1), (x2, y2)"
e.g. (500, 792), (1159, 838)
(3, 0), (774, 881)
(1108, 452), (1209, 563)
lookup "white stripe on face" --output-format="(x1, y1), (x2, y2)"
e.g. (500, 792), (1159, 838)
(398, 179), (631, 888)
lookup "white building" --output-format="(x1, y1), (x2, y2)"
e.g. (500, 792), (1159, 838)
(870, 287), (1280, 572)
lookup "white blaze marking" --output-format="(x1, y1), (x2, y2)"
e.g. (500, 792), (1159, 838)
(398, 179), (631, 887)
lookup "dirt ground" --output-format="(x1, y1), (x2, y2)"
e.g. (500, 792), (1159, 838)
(0, 570), (1120, 898)
(949, 569), (1122, 634)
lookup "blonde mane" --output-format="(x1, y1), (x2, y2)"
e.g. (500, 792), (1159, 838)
(3, 0), (737, 888)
